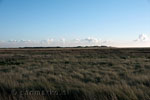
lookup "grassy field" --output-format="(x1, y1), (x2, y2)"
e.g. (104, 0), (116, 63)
(0, 47), (150, 100)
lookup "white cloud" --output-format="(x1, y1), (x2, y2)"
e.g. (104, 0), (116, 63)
(8, 40), (18, 43)
(134, 34), (149, 41)
(82, 37), (100, 43)
(47, 38), (54, 43)
(20, 40), (33, 43)
(40, 38), (54, 45)
(109, 34), (150, 47)
(7, 40), (33, 43)
(1, 34), (150, 48)
(0, 38), (115, 47)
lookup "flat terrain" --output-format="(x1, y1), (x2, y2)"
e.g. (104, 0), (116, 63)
(0, 47), (150, 100)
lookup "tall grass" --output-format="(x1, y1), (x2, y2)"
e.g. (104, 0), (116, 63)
(0, 48), (150, 100)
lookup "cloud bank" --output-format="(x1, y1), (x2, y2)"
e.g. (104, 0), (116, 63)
(0, 34), (150, 48)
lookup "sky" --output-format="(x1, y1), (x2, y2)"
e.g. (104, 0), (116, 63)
(0, 0), (150, 47)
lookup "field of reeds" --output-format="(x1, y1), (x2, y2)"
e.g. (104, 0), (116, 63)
(0, 47), (150, 100)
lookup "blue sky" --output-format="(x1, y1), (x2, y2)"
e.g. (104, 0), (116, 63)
(0, 0), (150, 47)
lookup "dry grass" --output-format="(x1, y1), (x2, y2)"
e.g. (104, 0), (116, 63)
(0, 47), (150, 100)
